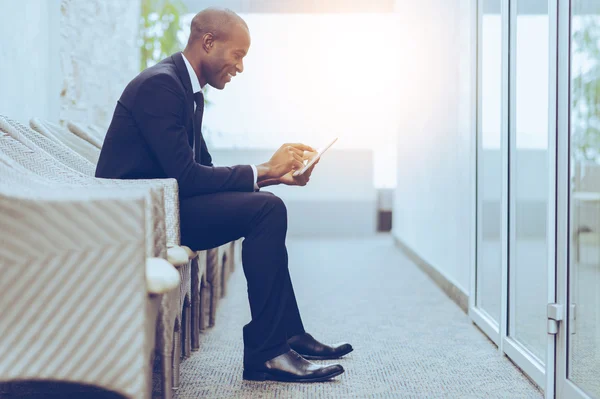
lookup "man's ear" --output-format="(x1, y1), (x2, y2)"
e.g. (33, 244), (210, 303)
(202, 32), (215, 53)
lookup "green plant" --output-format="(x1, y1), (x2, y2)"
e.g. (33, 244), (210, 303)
(572, 17), (600, 162)
(139, 0), (212, 107)
(140, 0), (187, 71)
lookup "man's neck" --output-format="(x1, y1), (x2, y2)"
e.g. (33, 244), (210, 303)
(182, 50), (207, 88)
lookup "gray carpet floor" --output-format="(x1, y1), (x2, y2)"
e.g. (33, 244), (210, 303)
(0, 235), (544, 398)
(170, 235), (543, 399)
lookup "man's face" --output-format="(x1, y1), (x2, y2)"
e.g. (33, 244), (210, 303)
(203, 24), (250, 90)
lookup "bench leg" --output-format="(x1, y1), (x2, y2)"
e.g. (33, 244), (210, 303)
(200, 282), (210, 331)
(172, 328), (181, 391)
(160, 351), (173, 399)
(192, 296), (201, 351)
(184, 303), (192, 358)
(221, 254), (228, 298)
(209, 281), (218, 327)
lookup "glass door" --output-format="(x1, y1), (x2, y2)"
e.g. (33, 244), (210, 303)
(557, 1), (600, 398)
(473, 0), (505, 345)
(502, 0), (555, 390)
(474, 0), (558, 394)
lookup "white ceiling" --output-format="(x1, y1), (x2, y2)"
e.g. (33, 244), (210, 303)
(179, 0), (396, 14)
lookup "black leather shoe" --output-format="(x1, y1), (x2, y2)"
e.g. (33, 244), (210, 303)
(243, 350), (344, 382)
(288, 332), (353, 360)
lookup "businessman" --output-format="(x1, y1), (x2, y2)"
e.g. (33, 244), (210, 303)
(96, 8), (352, 382)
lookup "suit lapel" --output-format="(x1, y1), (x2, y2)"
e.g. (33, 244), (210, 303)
(171, 52), (195, 147)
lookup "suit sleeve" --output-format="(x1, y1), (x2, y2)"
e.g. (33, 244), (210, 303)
(199, 135), (213, 167)
(200, 131), (259, 190)
(132, 74), (254, 198)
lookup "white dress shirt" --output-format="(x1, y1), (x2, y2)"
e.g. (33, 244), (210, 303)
(182, 53), (259, 190)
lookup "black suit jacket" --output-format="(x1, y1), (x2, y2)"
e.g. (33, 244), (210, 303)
(95, 52), (254, 198)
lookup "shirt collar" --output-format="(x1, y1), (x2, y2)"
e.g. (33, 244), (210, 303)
(181, 52), (202, 94)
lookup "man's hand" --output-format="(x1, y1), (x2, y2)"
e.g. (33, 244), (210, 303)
(260, 150), (320, 187)
(279, 167), (312, 186)
(255, 145), (321, 189)
(302, 150), (319, 166)
(278, 151), (321, 186)
(299, 150), (320, 177)
(256, 143), (314, 181)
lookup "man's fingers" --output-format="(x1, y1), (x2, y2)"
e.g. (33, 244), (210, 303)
(292, 159), (304, 171)
(292, 153), (304, 165)
(287, 146), (305, 157)
(298, 162), (316, 182)
(288, 143), (315, 152)
(302, 150), (318, 161)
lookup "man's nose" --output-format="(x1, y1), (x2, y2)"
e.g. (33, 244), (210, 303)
(236, 60), (244, 74)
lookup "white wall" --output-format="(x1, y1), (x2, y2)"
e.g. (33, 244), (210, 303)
(186, 13), (403, 188)
(0, 0), (140, 128)
(0, 0), (61, 124)
(392, 0), (475, 295)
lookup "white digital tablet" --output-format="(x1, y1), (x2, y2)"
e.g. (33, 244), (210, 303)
(293, 137), (338, 177)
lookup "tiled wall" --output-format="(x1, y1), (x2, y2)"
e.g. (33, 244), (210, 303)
(59, 0), (141, 130)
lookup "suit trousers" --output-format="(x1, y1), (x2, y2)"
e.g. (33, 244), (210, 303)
(179, 190), (306, 366)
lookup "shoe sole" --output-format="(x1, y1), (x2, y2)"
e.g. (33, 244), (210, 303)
(299, 347), (354, 361)
(243, 368), (345, 382)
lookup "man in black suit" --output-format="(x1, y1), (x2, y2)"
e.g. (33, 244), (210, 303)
(96, 8), (352, 382)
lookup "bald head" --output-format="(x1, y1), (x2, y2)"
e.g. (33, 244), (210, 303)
(183, 8), (250, 90)
(187, 8), (248, 46)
